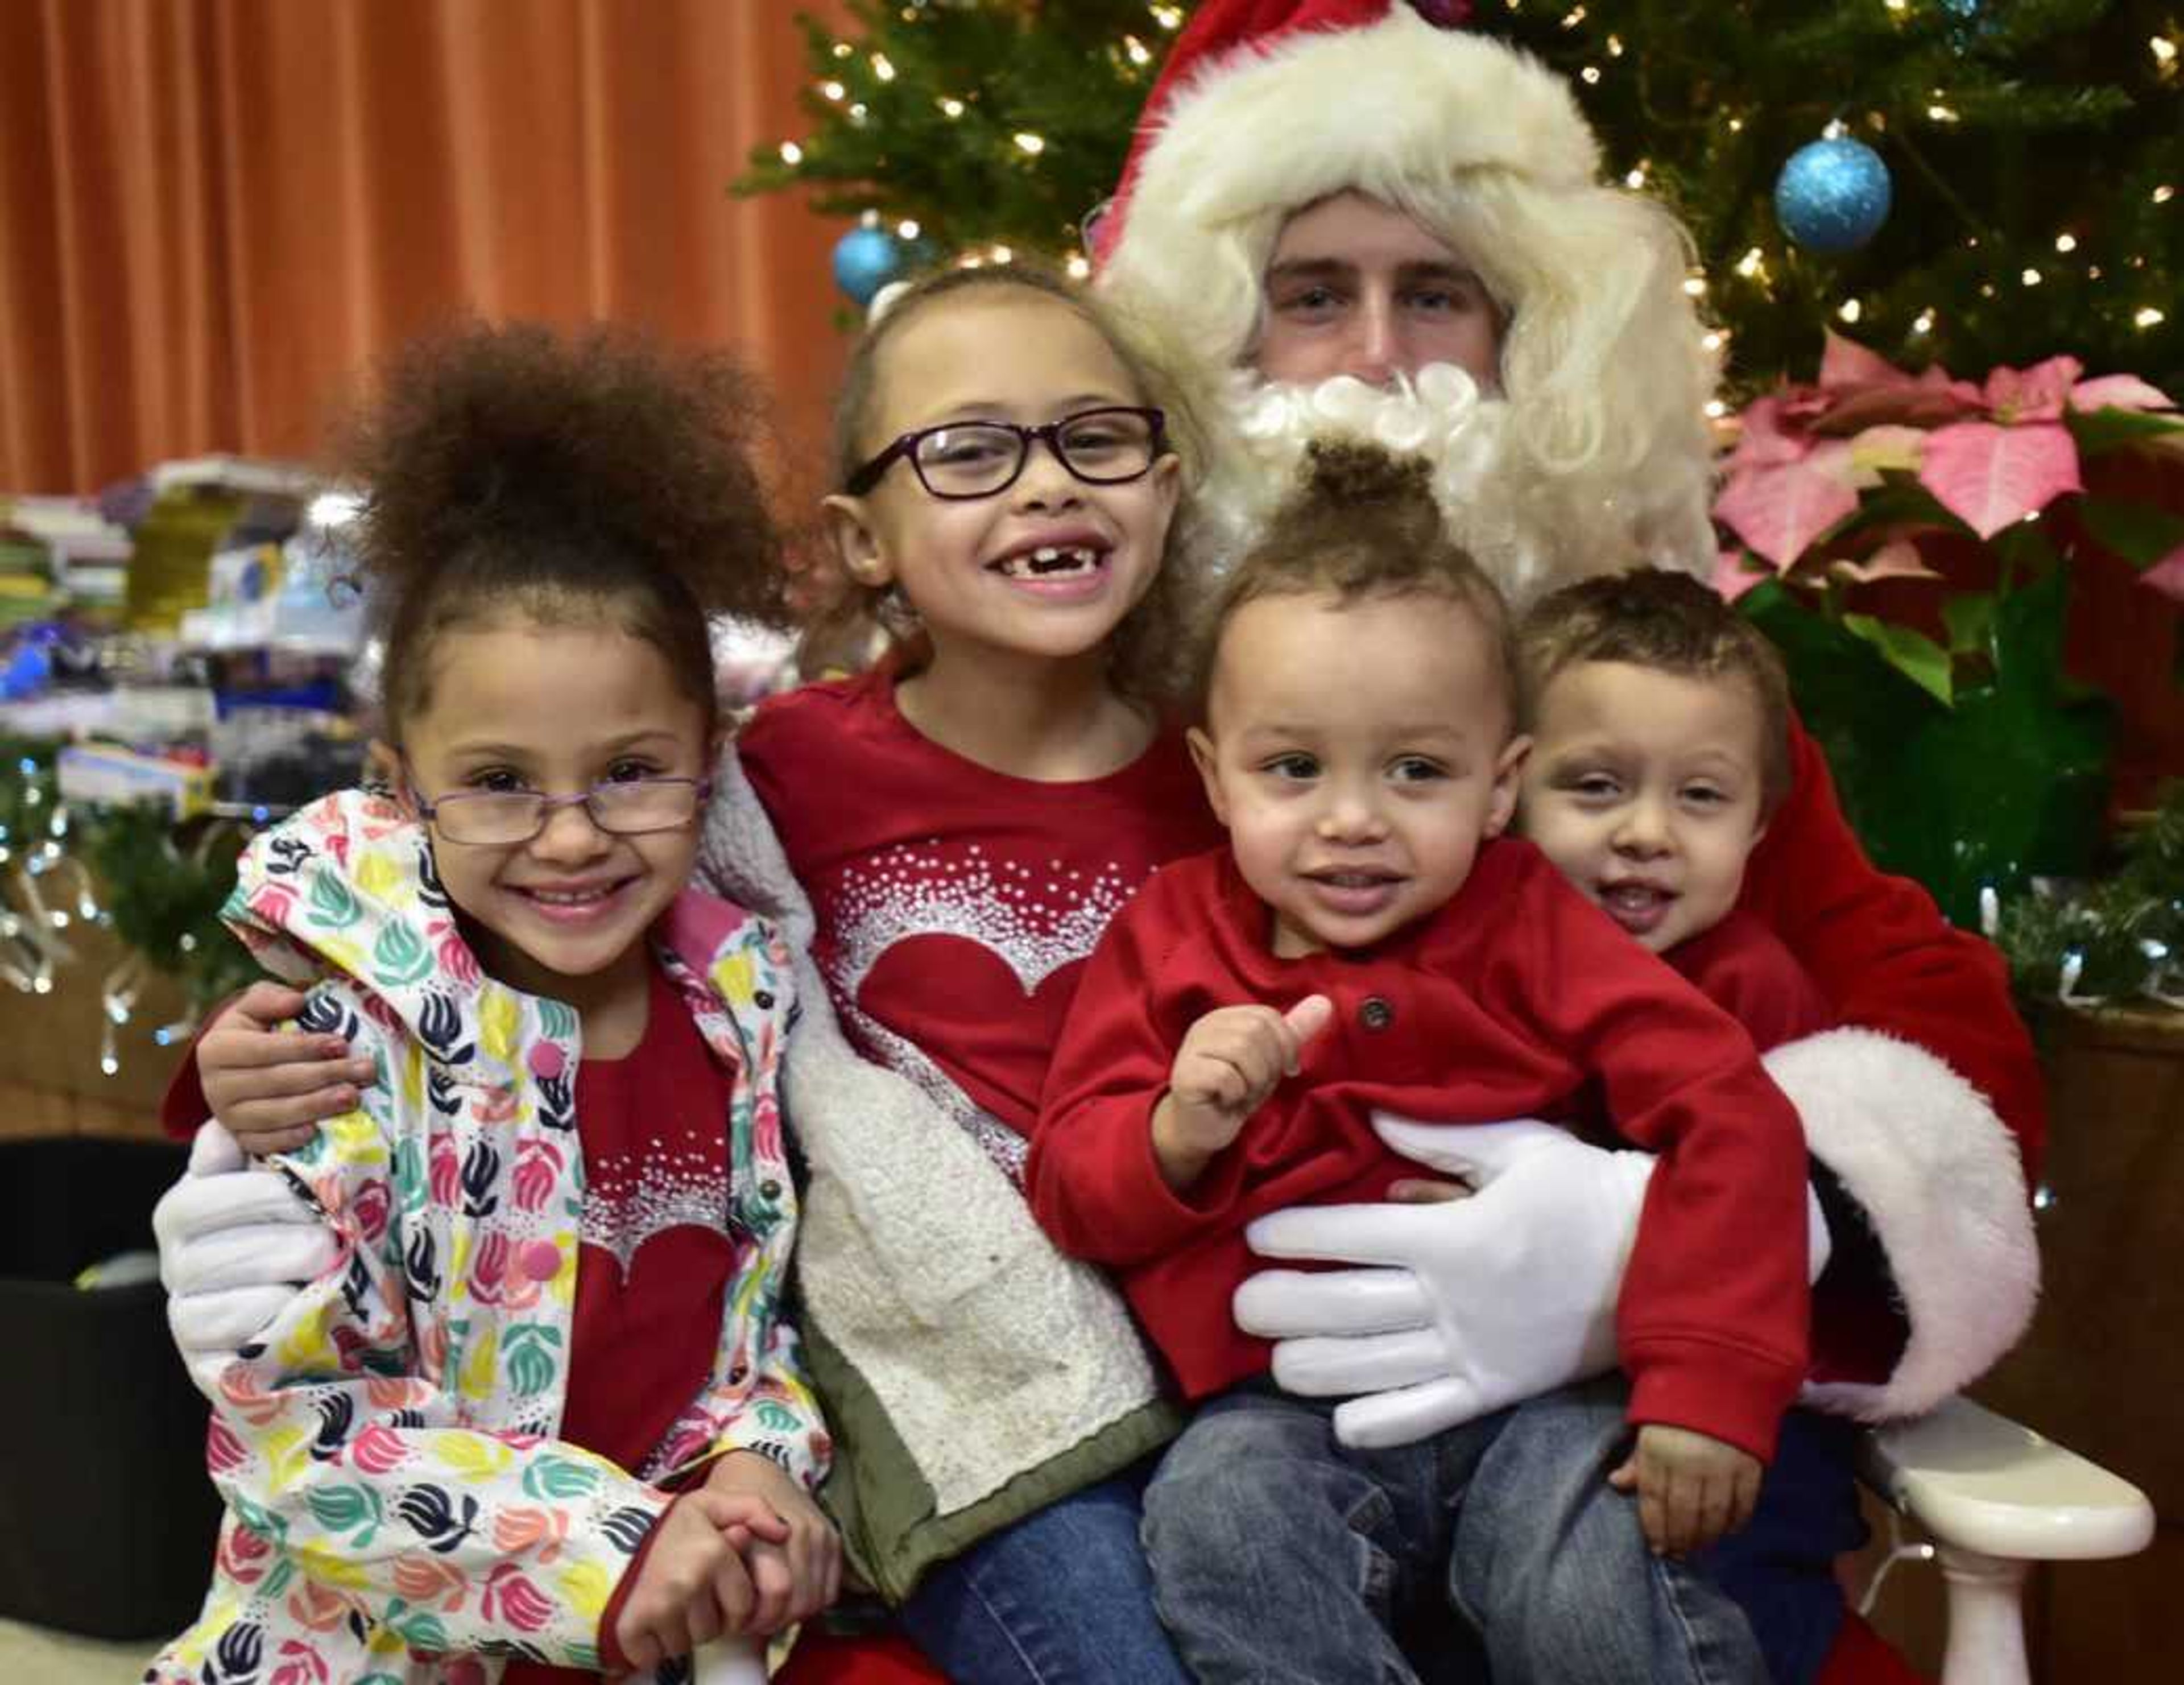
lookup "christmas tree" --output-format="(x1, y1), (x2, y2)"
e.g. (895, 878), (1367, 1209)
(736, 0), (2182, 396)
(734, 1), (1189, 303)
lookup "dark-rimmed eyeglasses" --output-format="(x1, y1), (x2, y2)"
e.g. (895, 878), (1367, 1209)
(845, 406), (1167, 500)
(407, 773), (714, 846)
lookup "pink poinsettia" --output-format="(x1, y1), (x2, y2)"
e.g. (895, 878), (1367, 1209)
(1716, 333), (2182, 589)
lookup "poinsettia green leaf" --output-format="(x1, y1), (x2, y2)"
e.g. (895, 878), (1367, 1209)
(1942, 592), (1996, 656)
(2076, 497), (2184, 571)
(2063, 406), (2184, 456)
(1739, 583), (1934, 862)
(1991, 563), (2074, 703)
(1843, 614), (1954, 705)
(1825, 480), (1959, 544)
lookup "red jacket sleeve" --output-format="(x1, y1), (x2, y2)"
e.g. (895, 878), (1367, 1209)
(1028, 869), (1256, 1268)
(1740, 718), (2045, 1182)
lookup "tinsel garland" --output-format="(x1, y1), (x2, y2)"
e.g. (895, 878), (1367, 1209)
(1991, 782), (2184, 1011)
(0, 737), (259, 1069)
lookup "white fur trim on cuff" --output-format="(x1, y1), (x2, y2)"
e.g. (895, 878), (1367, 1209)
(1764, 1027), (2038, 1422)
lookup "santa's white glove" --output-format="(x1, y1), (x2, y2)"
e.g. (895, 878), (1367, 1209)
(1235, 1116), (1834, 1450)
(152, 1121), (335, 1360)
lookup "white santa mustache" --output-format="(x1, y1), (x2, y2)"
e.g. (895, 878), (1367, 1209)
(1189, 363), (1714, 608)
(1193, 363), (1545, 600)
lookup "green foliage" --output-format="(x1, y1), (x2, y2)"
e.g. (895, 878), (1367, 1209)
(1740, 570), (2117, 928)
(0, 736), (258, 1013)
(734, 1), (1185, 260)
(1995, 779), (2184, 1008)
(739, 1), (2182, 393)
(80, 807), (259, 1009)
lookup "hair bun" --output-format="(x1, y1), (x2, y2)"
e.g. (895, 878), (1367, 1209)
(1290, 441), (1442, 550)
(1298, 439), (1435, 505)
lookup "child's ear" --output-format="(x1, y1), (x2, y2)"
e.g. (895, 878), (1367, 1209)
(1186, 725), (1230, 827)
(822, 493), (896, 590)
(1485, 734), (1531, 839)
(1149, 451), (1184, 529)
(367, 741), (415, 814)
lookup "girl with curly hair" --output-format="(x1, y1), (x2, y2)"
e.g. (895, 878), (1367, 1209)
(147, 322), (838, 1685)
(160, 267), (1219, 1685)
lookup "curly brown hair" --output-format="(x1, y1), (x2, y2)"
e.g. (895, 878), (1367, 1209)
(336, 320), (787, 740)
(1517, 568), (1793, 811)
(807, 261), (1206, 703)
(1199, 441), (1517, 724)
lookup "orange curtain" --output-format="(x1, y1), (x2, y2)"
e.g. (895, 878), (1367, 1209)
(0, 0), (857, 497)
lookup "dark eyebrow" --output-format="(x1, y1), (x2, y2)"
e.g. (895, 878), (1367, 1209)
(1265, 257), (1357, 286)
(1397, 261), (1486, 289)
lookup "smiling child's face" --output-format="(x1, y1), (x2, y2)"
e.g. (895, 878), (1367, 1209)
(391, 618), (710, 1005)
(1520, 659), (1771, 953)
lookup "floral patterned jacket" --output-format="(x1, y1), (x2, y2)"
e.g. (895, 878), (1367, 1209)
(150, 788), (826, 1685)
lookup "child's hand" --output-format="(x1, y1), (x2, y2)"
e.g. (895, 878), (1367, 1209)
(1609, 1424), (1762, 1556)
(199, 982), (378, 1155)
(1153, 996), (1333, 1188)
(615, 1489), (792, 1671)
(703, 1451), (842, 1634)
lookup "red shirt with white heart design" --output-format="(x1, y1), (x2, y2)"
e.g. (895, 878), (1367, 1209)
(737, 667), (1223, 1168)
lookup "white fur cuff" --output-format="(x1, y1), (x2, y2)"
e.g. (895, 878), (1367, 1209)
(1765, 1027), (2039, 1422)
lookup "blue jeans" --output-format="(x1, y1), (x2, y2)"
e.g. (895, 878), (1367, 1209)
(898, 1463), (1192, 1685)
(1143, 1376), (1768, 1684)
(1694, 1408), (1867, 1685)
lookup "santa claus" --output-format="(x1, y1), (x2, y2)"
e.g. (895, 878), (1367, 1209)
(1095, 5), (2041, 1683)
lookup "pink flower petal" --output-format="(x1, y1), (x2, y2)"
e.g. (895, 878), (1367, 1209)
(2141, 544), (2184, 602)
(1715, 451), (1862, 567)
(1818, 380), (1980, 434)
(1819, 331), (1913, 392)
(1917, 420), (2084, 539)
(1829, 539), (1942, 584)
(1913, 365), (1986, 407)
(1726, 394), (1815, 470)
(2069, 374), (2177, 414)
(1983, 356), (2084, 423)
(1713, 545), (1771, 602)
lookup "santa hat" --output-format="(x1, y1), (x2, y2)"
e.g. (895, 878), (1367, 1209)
(1092, 1), (1599, 272)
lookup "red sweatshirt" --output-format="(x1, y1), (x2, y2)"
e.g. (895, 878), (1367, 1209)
(1030, 839), (1812, 1461)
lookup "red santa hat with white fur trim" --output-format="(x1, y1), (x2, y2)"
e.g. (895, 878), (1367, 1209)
(1092, 1), (1599, 276)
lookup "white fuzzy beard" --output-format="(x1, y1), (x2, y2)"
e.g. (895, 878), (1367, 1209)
(1192, 365), (1534, 599)
(1189, 365), (1708, 609)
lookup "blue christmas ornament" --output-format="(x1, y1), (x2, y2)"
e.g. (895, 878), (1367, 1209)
(1941, 0), (1997, 49)
(833, 222), (905, 307)
(1773, 137), (1893, 255)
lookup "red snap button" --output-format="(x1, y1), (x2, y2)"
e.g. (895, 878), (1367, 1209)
(519, 1241), (562, 1282)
